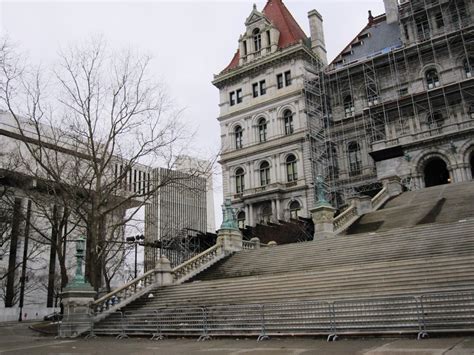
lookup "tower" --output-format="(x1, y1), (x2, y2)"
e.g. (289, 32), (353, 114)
(213, 0), (327, 228)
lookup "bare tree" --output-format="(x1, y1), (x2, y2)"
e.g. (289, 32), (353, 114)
(0, 37), (211, 292)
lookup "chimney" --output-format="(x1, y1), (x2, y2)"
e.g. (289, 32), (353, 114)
(383, 0), (399, 24)
(368, 10), (374, 25)
(308, 9), (328, 66)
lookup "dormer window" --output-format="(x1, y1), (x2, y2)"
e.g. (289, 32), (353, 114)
(253, 28), (262, 52)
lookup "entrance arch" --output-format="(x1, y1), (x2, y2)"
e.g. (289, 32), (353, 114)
(470, 152), (474, 180)
(424, 158), (450, 187)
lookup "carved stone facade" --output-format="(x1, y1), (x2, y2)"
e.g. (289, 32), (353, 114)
(215, 0), (474, 225)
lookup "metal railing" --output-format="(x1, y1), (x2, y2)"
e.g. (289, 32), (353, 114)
(93, 290), (474, 341)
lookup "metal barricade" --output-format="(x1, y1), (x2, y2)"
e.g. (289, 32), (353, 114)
(152, 306), (206, 338)
(420, 291), (474, 336)
(85, 310), (98, 339)
(206, 303), (262, 340)
(116, 311), (129, 339)
(263, 301), (333, 339)
(332, 296), (421, 336)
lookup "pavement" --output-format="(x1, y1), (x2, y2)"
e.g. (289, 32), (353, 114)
(1, 322), (474, 354)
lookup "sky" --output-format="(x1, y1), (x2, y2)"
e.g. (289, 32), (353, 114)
(0, 0), (386, 228)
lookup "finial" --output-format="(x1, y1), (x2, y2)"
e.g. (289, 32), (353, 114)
(253, 3), (257, 10)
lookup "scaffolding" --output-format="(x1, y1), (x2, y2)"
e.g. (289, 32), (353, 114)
(304, 0), (474, 209)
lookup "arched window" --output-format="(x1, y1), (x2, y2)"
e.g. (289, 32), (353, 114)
(234, 125), (243, 149)
(426, 69), (440, 89)
(464, 57), (473, 78)
(344, 95), (354, 117)
(348, 141), (362, 176)
(261, 203), (272, 224)
(253, 28), (262, 53)
(258, 118), (267, 142)
(289, 200), (301, 219)
(427, 111), (444, 128)
(235, 168), (245, 193)
(283, 110), (294, 135)
(260, 161), (270, 186)
(286, 154), (297, 182)
(237, 211), (246, 229)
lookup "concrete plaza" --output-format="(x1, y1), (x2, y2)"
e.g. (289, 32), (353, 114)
(1, 321), (474, 354)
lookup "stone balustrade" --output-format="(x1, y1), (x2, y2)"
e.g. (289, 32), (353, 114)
(333, 204), (358, 234)
(372, 187), (389, 210)
(172, 244), (222, 284)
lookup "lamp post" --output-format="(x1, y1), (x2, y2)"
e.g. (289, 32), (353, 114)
(126, 234), (145, 279)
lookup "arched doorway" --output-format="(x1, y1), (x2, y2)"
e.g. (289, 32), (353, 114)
(424, 158), (450, 187)
(470, 152), (474, 180)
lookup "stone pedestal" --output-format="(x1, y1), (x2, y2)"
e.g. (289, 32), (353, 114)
(311, 203), (336, 239)
(154, 257), (173, 286)
(347, 195), (373, 215)
(60, 283), (96, 338)
(382, 175), (403, 197)
(216, 228), (243, 253)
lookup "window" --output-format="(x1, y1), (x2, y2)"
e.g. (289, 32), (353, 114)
(435, 12), (444, 29)
(427, 111), (444, 128)
(398, 87), (408, 96)
(277, 74), (283, 89)
(243, 41), (248, 56)
(260, 161), (270, 186)
(235, 167), (245, 193)
(344, 95), (355, 117)
(259, 80), (266, 95)
(348, 141), (362, 176)
(229, 92), (235, 106)
(426, 69), (440, 89)
(283, 109), (294, 135)
(236, 89), (243, 104)
(464, 58), (473, 78)
(258, 118), (267, 142)
(266, 31), (271, 48)
(289, 200), (301, 219)
(261, 203), (272, 224)
(253, 28), (262, 52)
(235, 125), (243, 149)
(252, 83), (259, 98)
(469, 104), (474, 119)
(415, 14), (430, 40)
(237, 211), (246, 229)
(286, 154), (297, 182)
(403, 24), (409, 41)
(284, 71), (292, 86)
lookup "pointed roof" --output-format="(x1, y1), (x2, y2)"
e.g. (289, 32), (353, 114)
(221, 0), (308, 73)
(262, 0), (307, 49)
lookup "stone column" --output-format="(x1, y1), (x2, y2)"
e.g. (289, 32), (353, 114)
(276, 199), (281, 220)
(271, 200), (276, 222)
(249, 204), (254, 226)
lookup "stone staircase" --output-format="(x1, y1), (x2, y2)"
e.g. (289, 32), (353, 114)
(92, 182), (474, 338)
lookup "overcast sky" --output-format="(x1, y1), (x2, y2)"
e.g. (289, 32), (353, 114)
(1, 0), (386, 227)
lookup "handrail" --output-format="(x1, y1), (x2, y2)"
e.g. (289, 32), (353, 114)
(172, 244), (220, 274)
(333, 204), (358, 233)
(93, 269), (155, 307)
(371, 187), (388, 209)
(172, 244), (223, 283)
